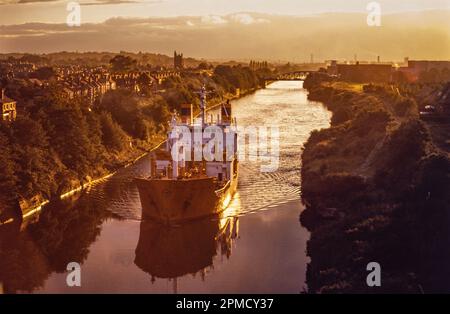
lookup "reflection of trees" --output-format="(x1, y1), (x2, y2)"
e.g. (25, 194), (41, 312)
(0, 195), (111, 293)
(28, 197), (110, 272)
(0, 227), (50, 293)
(134, 214), (239, 281)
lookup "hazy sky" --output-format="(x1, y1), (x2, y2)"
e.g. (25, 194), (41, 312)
(0, 0), (449, 60)
(0, 0), (449, 24)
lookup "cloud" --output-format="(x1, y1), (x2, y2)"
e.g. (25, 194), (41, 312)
(0, 12), (448, 61)
(82, 0), (138, 6)
(81, 0), (163, 6)
(0, 0), (58, 4)
(17, 0), (57, 2)
(0, 0), (159, 4)
(200, 15), (228, 25)
(230, 13), (269, 25)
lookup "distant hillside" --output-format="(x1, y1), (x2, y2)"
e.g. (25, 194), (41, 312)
(0, 51), (203, 68)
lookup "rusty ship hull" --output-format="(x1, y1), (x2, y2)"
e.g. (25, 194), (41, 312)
(135, 173), (238, 224)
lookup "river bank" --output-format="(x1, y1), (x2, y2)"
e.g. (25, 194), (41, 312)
(0, 136), (166, 229)
(300, 75), (450, 293)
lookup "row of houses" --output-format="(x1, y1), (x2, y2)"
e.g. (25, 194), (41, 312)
(61, 74), (117, 104)
(0, 60), (36, 79)
(61, 69), (180, 103)
(111, 70), (180, 91)
(1, 63), (183, 121)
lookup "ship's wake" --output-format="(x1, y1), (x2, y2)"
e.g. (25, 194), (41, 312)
(229, 160), (302, 217)
(81, 154), (303, 221)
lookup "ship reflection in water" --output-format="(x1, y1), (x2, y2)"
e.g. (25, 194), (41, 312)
(0, 81), (331, 293)
(135, 204), (239, 289)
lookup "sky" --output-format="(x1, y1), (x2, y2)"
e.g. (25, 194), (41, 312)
(0, 0), (449, 60)
(0, 0), (449, 24)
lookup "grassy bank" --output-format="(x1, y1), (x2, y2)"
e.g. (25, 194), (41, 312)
(301, 75), (450, 293)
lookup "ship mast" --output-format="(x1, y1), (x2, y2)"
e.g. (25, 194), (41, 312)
(200, 85), (206, 127)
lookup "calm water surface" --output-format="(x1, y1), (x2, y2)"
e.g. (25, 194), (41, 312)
(0, 81), (330, 293)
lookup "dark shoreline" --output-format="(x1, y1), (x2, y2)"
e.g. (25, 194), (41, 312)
(300, 76), (450, 293)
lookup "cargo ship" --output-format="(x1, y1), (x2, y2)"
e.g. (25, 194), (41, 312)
(135, 87), (238, 224)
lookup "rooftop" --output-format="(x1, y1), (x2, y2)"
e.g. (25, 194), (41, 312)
(0, 89), (16, 104)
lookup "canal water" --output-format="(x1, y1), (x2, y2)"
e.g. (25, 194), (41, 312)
(0, 81), (331, 294)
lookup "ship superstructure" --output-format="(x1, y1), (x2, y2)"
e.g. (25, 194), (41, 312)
(135, 87), (239, 223)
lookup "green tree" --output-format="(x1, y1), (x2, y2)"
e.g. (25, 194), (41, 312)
(99, 112), (128, 152)
(10, 116), (57, 199)
(142, 97), (170, 128)
(41, 94), (98, 181)
(109, 55), (137, 72)
(137, 73), (152, 95)
(0, 130), (17, 210)
(32, 67), (56, 80)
